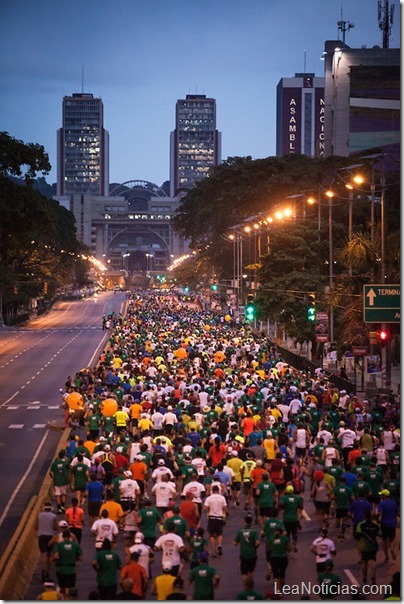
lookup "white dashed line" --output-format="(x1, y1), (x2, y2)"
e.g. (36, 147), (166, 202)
(27, 406), (41, 410)
(9, 424), (24, 429)
(7, 406), (18, 410)
(33, 424), (47, 429)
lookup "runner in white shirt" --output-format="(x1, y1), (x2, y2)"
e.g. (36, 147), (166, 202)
(152, 461), (174, 483)
(151, 475), (177, 513)
(119, 471), (141, 509)
(154, 525), (184, 573)
(203, 484), (228, 557)
(91, 509), (119, 549)
(128, 532), (154, 577)
(182, 477), (206, 505)
(310, 528), (336, 574)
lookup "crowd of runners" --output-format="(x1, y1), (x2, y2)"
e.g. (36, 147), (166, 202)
(37, 291), (400, 600)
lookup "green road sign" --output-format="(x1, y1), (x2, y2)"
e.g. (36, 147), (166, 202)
(363, 284), (400, 323)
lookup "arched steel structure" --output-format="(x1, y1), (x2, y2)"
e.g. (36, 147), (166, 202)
(110, 180), (168, 199)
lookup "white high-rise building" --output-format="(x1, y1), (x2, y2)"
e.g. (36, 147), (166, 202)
(170, 94), (221, 196)
(57, 93), (109, 196)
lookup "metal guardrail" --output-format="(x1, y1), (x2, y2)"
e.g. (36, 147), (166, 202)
(268, 341), (356, 395)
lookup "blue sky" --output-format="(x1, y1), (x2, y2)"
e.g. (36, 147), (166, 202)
(0, 0), (400, 188)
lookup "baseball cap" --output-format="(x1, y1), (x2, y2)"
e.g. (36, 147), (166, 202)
(44, 581), (56, 588)
(58, 520), (68, 528)
(198, 551), (209, 562)
(134, 532), (144, 543)
(231, 450), (238, 456)
(124, 470), (132, 478)
(285, 485), (294, 493)
(379, 489), (390, 496)
(104, 444), (111, 451)
(135, 454), (144, 461)
(158, 459), (166, 465)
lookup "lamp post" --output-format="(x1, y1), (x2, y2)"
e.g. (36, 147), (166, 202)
(326, 190), (335, 343)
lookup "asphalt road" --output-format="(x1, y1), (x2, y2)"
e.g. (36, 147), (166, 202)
(0, 291), (125, 555)
(1, 292), (398, 600)
(25, 481), (399, 601)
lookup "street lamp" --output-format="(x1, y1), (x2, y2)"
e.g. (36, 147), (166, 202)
(326, 189), (335, 343)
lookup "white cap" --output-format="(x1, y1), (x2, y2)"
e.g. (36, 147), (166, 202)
(167, 406), (173, 411)
(134, 532), (144, 543)
(58, 520), (68, 528)
(158, 459), (165, 465)
(104, 444), (111, 451)
(231, 450), (238, 456)
(124, 470), (132, 478)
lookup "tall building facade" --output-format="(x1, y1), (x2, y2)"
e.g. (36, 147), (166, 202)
(322, 41), (400, 164)
(276, 73), (325, 157)
(57, 93), (109, 196)
(170, 94), (221, 196)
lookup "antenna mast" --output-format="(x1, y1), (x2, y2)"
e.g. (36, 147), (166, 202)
(378, 0), (394, 48)
(337, 8), (355, 44)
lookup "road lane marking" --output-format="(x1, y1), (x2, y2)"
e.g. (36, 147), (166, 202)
(7, 406), (18, 410)
(0, 428), (51, 527)
(27, 406), (41, 410)
(33, 424), (47, 428)
(344, 569), (360, 586)
(1, 391), (20, 407)
(8, 424), (24, 429)
(302, 510), (311, 521)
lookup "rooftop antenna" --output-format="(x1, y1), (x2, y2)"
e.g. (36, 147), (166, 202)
(337, 7), (355, 43)
(304, 49), (307, 72)
(378, 0), (394, 48)
(81, 66), (84, 93)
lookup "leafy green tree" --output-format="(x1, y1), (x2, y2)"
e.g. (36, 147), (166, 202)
(0, 132), (88, 324)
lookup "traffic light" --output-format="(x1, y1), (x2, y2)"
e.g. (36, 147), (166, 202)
(211, 282), (218, 291)
(378, 329), (390, 347)
(245, 294), (256, 322)
(307, 293), (316, 321)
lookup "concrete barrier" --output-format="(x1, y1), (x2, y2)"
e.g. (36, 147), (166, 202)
(0, 428), (70, 600)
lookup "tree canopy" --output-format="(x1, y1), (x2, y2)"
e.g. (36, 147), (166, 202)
(0, 132), (88, 323)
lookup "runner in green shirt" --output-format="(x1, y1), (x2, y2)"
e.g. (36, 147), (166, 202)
(270, 529), (290, 593)
(255, 474), (278, 528)
(52, 530), (83, 596)
(190, 527), (208, 569)
(92, 538), (122, 600)
(50, 450), (70, 513)
(135, 501), (162, 548)
(236, 577), (264, 600)
(233, 516), (260, 581)
(279, 485), (303, 552)
(163, 509), (190, 540)
(332, 477), (353, 541)
(262, 510), (286, 581)
(318, 560), (342, 600)
(188, 552), (220, 600)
